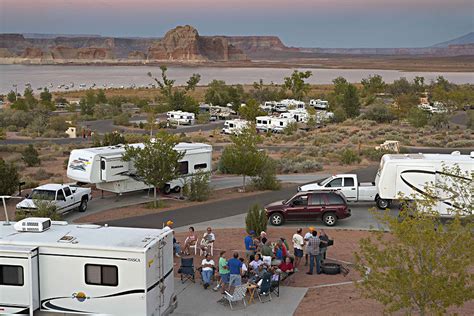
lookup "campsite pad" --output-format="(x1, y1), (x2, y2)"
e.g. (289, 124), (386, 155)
(173, 278), (307, 316)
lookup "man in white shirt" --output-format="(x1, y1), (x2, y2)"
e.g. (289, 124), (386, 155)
(201, 227), (216, 256)
(292, 228), (305, 269)
(201, 253), (215, 289)
(304, 227), (315, 266)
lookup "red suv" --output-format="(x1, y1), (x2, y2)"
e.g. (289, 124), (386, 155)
(264, 191), (351, 226)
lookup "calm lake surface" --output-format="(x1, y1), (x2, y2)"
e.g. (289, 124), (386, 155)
(1, 64), (473, 94)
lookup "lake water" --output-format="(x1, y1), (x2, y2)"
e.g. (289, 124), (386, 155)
(0, 64), (473, 94)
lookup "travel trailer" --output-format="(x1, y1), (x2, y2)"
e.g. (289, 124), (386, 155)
(280, 99), (305, 109)
(280, 109), (309, 123)
(374, 151), (474, 214)
(0, 218), (176, 315)
(221, 119), (249, 135)
(310, 99), (329, 110)
(271, 117), (296, 133)
(256, 116), (273, 132)
(67, 142), (212, 194)
(166, 111), (195, 125)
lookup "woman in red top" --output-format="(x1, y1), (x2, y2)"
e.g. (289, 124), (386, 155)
(278, 257), (295, 285)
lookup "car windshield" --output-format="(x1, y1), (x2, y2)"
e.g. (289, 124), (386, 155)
(319, 176), (333, 186)
(30, 189), (56, 200)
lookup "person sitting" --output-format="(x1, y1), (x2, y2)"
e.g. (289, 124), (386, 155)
(249, 263), (267, 283)
(249, 254), (264, 272)
(183, 226), (197, 255)
(172, 231), (181, 257)
(278, 257), (295, 281)
(200, 227), (216, 256)
(272, 243), (283, 266)
(200, 253), (215, 289)
(239, 257), (249, 282)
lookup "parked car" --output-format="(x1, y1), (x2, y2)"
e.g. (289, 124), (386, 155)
(264, 191), (351, 226)
(298, 174), (380, 206)
(16, 183), (92, 214)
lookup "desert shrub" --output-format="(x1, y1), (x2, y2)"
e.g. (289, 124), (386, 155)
(190, 135), (208, 143)
(340, 148), (361, 165)
(362, 148), (395, 161)
(22, 177), (39, 189)
(15, 199), (62, 221)
(113, 113), (130, 126)
(124, 133), (149, 144)
(407, 107), (429, 128)
(364, 103), (396, 123)
(283, 122), (298, 135)
(183, 171), (211, 202)
(22, 144), (41, 167)
(467, 111), (474, 129)
(42, 130), (68, 138)
(0, 158), (19, 195)
(251, 157), (281, 191)
(102, 132), (126, 146)
(245, 204), (267, 236)
(277, 156), (323, 173)
(32, 168), (53, 181)
(197, 112), (210, 124)
(446, 140), (474, 148)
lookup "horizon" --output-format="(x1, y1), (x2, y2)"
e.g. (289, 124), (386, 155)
(0, 0), (473, 48)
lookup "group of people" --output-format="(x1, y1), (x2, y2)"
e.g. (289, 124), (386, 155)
(173, 226), (216, 257)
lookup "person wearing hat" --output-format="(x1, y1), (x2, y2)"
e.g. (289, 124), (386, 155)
(244, 230), (256, 258)
(303, 227), (314, 266)
(164, 220), (174, 230)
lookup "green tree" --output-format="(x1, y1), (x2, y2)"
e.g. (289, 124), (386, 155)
(0, 128), (5, 140)
(101, 131), (126, 146)
(245, 204), (268, 236)
(40, 88), (52, 103)
(49, 116), (69, 132)
(196, 112), (210, 124)
(364, 102), (396, 123)
(96, 89), (107, 104)
(394, 93), (419, 118)
(122, 132), (184, 207)
(23, 87), (37, 109)
(220, 127), (265, 191)
(205, 80), (229, 106)
(341, 84), (360, 118)
(284, 70), (312, 100)
(251, 156), (281, 191)
(79, 97), (94, 116)
(413, 76), (425, 93)
(354, 171), (474, 316)
(389, 77), (414, 96)
(239, 99), (265, 121)
(183, 170), (211, 202)
(11, 98), (28, 111)
(0, 158), (19, 195)
(407, 107), (429, 128)
(361, 74), (386, 96)
(22, 144), (41, 167)
(332, 76), (349, 96)
(7, 90), (16, 103)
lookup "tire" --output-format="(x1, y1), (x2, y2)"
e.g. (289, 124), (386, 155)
(173, 186), (181, 193)
(163, 185), (171, 195)
(78, 198), (88, 212)
(321, 263), (341, 275)
(376, 197), (391, 209)
(269, 213), (284, 226)
(322, 212), (337, 226)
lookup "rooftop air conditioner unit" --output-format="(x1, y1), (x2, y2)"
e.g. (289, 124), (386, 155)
(14, 217), (52, 232)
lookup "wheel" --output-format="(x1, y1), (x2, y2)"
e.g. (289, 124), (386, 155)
(269, 213), (284, 226)
(78, 198), (88, 212)
(321, 263), (341, 275)
(163, 185), (171, 195)
(322, 212), (337, 226)
(173, 186), (181, 193)
(376, 198), (391, 209)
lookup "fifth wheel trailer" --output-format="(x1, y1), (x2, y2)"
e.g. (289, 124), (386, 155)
(67, 142), (212, 194)
(374, 152), (473, 215)
(0, 217), (176, 316)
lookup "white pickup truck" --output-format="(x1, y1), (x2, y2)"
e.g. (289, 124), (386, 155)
(16, 183), (92, 214)
(297, 174), (384, 206)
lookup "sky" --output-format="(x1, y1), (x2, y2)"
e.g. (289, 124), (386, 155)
(0, 0), (473, 48)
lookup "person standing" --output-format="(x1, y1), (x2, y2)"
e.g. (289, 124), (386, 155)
(227, 252), (243, 291)
(319, 230), (329, 261)
(201, 253), (215, 289)
(244, 230), (256, 258)
(292, 228), (305, 269)
(306, 230), (321, 275)
(304, 227), (314, 266)
(214, 251), (230, 293)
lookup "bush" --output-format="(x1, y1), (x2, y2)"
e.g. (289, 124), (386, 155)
(407, 107), (429, 128)
(276, 156), (323, 173)
(32, 168), (54, 181)
(183, 171), (211, 202)
(22, 144), (41, 167)
(467, 111), (474, 130)
(364, 103), (396, 123)
(251, 157), (281, 191)
(340, 148), (361, 165)
(245, 204), (267, 236)
(15, 200), (62, 221)
(0, 128), (5, 140)
(283, 122), (298, 135)
(0, 158), (19, 195)
(113, 113), (130, 126)
(197, 112), (210, 124)
(362, 148), (395, 161)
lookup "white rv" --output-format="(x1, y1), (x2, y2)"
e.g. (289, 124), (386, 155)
(166, 111), (195, 125)
(256, 116), (273, 132)
(375, 152), (474, 214)
(67, 142), (212, 194)
(271, 117), (296, 133)
(310, 99), (329, 110)
(0, 218), (176, 316)
(221, 119), (249, 135)
(280, 109), (309, 123)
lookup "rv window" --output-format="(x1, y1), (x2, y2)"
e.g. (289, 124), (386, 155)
(179, 161), (189, 175)
(194, 163), (207, 170)
(0, 265), (24, 286)
(57, 190), (65, 201)
(101, 160), (106, 170)
(85, 264), (118, 286)
(63, 187), (72, 197)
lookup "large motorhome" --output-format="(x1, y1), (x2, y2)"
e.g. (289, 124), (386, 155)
(271, 117), (296, 133)
(221, 119), (249, 135)
(0, 218), (176, 315)
(280, 109), (309, 123)
(309, 99), (329, 110)
(166, 111), (195, 125)
(256, 116), (273, 132)
(374, 151), (474, 214)
(67, 142), (212, 194)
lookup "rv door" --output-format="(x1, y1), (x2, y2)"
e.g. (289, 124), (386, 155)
(0, 245), (39, 316)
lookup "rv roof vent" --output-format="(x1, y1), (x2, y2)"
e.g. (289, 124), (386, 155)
(14, 217), (51, 233)
(451, 151), (461, 156)
(471, 151), (474, 158)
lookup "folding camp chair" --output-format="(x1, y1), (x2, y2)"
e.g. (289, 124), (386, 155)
(258, 272), (272, 303)
(270, 272), (280, 297)
(178, 257), (195, 284)
(223, 284), (247, 310)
